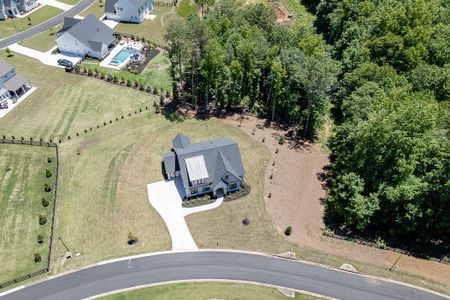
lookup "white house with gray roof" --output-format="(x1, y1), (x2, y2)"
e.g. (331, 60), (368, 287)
(105, 0), (152, 23)
(56, 15), (116, 60)
(0, 60), (32, 103)
(163, 133), (245, 199)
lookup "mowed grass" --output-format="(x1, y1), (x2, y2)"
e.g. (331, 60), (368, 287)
(0, 51), (156, 141)
(19, 25), (61, 52)
(0, 6), (62, 39)
(176, 0), (197, 18)
(80, 51), (172, 91)
(115, 6), (175, 46)
(0, 52), (449, 295)
(0, 144), (56, 283)
(79, 0), (105, 18)
(99, 282), (320, 300)
(56, 0), (80, 5)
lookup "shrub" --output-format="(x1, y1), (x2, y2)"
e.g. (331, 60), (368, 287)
(45, 169), (52, 178)
(87, 69), (93, 76)
(153, 87), (158, 95)
(44, 183), (52, 192)
(47, 157), (52, 163)
(155, 105), (161, 114)
(126, 79), (132, 87)
(127, 232), (138, 245)
(159, 95), (164, 106)
(242, 217), (250, 226)
(37, 234), (44, 244)
(278, 136), (285, 145)
(275, 148), (279, 154)
(41, 198), (49, 207)
(262, 137), (265, 143)
(284, 226), (292, 236)
(166, 90), (171, 98)
(39, 214), (47, 225)
(34, 253), (42, 263)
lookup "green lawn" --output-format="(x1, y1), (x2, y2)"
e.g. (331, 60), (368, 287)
(80, 0), (105, 18)
(0, 144), (56, 283)
(115, 6), (175, 46)
(99, 282), (320, 300)
(176, 0), (197, 18)
(56, 0), (80, 5)
(80, 51), (172, 91)
(0, 51), (449, 296)
(0, 6), (63, 39)
(19, 25), (61, 52)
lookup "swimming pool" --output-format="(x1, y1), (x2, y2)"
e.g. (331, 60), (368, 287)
(109, 48), (133, 66)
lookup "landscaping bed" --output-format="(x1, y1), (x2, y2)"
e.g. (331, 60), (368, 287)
(182, 184), (250, 208)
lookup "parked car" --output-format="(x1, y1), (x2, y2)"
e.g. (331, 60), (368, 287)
(57, 59), (73, 68)
(0, 101), (8, 109)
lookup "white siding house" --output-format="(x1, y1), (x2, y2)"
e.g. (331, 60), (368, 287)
(56, 15), (116, 60)
(0, 60), (32, 102)
(105, 0), (153, 23)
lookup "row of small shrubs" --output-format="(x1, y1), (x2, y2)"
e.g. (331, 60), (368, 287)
(35, 156), (55, 263)
(73, 65), (171, 98)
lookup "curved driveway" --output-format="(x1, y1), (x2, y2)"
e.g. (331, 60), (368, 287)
(1, 251), (447, 300)
(0, 0), (95, 49)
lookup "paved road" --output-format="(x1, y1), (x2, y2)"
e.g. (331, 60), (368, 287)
(0, 0), (95, 49)
(1, 251), (447, 300)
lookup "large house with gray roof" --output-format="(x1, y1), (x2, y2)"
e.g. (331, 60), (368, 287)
(0, 60), (32, 103)
(0, 0), (39, 19)
(163, 134), (245, 199)
(105, 0), (152, 23)
(56, 15), (116, 60)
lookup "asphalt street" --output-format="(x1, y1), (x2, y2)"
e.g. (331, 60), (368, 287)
(0, 251), (447, 300)
(0, 0), (95, 49)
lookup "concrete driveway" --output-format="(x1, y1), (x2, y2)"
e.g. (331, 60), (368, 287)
(8, 44), (83, 68)
(147, 178), (224, 251)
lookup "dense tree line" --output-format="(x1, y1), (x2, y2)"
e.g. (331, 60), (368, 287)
(314, 0), (450, 248)
(165, 0), (339, 137)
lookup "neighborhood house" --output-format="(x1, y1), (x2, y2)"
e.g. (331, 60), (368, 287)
(105, 0), (153, 23)
(0, 0), (39, 19)
(163, 133), (245, 199)
(56, 15), (116, 60)
(0, 60), (32, 108)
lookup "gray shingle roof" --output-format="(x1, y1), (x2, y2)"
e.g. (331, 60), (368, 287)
(104, 0), (118, 13)
(172, 133), (191, 149)
(59, 15), (115, 52)
(0, 60), (14, 77)
(164, 135), (245, 192)
(4, 73), (28, 91)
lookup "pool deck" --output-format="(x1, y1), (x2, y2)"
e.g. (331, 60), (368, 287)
(99, 41), (143, 70)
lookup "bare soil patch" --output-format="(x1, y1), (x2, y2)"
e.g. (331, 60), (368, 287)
(222, 115), (450, 287)
(272, 2), (294, 26)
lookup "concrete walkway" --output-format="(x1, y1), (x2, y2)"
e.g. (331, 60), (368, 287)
(147, 179), (224, 251)
(39, 0), (73, 11)
(8, 44), (82, 68)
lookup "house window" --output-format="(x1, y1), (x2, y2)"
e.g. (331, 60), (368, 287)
(203, 187), (210, 192)
(229, 183), (237, 190)
(224, 175), (229, 180)
(191, 188), (198, 194)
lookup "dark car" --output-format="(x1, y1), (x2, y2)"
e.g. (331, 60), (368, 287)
(57, 59), (73, 68)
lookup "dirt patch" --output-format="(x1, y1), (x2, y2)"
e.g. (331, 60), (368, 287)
(222, 115), (450, 287)
(272, 2), (294, 26)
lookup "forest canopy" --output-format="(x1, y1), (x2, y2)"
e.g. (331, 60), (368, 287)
(165, 0), (339, 137)
(314, 0), (450, 249)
